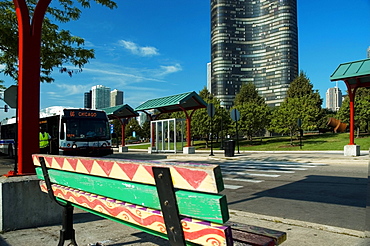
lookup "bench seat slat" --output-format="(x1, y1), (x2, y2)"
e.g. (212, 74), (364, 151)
(225, 222), (287, 245)
(39, 181), (233, 246)
(33, 154), (224, 193)
(35, 167), (229, 224)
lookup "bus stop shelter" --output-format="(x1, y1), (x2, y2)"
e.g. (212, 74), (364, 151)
(330, 58), (370, 156)
(101, 104), (139, 152)
(135, 91), (207, 154)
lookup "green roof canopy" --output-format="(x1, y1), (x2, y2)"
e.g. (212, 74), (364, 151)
(135, 91), (207, 113)
(101, 104), (138, 120)
(330, 58), (370, 86)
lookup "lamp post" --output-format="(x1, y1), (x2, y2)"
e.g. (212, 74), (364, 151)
(220, 101), (225, 150)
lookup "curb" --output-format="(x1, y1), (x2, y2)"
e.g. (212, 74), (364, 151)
(230, 210), (366, 238)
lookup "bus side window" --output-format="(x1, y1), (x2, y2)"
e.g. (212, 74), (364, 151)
(60, 119), (66, 140)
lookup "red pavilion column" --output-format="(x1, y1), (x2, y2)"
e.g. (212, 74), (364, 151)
(11, 0), (51, 175)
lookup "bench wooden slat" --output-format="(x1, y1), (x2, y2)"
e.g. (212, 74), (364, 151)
(225, 222), (287, 245)
(33, 154), (224, 193)
(35, 167), (229, 224)
(39, 181), (233, 246)
(232, 230), (275, 246)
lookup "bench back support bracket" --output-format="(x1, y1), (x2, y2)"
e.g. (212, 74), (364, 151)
(39, 157), (78, 246)
(58, 205), (78, 246)
(153, 167), (186, 246)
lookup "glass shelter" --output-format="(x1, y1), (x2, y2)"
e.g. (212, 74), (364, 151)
(150, 118), (185, 153)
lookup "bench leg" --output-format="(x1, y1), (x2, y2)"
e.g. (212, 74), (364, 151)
(153, 167), (186, 246)
(58, 204), (78, 246)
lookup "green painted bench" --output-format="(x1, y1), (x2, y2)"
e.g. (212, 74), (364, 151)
(33, 154), (286, 246)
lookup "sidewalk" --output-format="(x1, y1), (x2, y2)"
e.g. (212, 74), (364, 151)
(0, 149), (368, 246)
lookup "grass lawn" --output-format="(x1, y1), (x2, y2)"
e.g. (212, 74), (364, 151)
(128, 133), (370, 151)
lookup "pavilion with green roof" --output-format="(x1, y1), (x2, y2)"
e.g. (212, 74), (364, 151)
(135, 91), (207, 152)
(330, 58), (370, 156)
(101, 104), (139, 150)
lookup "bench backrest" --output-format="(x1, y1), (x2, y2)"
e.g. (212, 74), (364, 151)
(33, 154), (232, 246)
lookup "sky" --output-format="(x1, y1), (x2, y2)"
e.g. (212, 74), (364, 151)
(1, 0), (370, 119)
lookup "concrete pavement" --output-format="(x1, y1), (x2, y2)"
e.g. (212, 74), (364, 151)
(0, 149), (368, 246)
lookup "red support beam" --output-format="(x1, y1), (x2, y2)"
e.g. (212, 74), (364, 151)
(11, 0), (51, 175)
(344, 80), (358, 146)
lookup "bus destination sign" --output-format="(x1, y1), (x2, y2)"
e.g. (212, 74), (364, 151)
(64, 109), (106, 119)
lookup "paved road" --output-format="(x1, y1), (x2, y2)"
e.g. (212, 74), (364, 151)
(0, 151), (367, 232)
(159, 151), (369, 232)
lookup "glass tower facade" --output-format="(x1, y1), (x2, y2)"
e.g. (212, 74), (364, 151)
(110, 89), (124, 107)
(92, 85), (111, 109)
(211, 0), (298, 108)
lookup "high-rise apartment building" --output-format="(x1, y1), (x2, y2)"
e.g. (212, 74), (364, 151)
(110, 89), (124, 107)
(91, 85), (111, 109)
(367, 46), (370, 58)
(84, 90), (92, 109)
(210, 0), (299, 108)
(326, 87), (342, 112)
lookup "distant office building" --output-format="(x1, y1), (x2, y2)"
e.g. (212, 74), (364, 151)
(110, 89), (124, 107)
(84, 90), (92, 109)
(91, 85), (111, 109)
(210, 0), (299, 108)
(367, 46), (370, 58)
(326, 87), (342, 112)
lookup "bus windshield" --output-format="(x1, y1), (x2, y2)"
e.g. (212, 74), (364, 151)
(66, 118), (110, 141)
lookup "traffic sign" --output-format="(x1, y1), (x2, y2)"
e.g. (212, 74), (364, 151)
(4, 85), (17, 108)
(207, 103), (215, 117)
(230, 108), (240, 121)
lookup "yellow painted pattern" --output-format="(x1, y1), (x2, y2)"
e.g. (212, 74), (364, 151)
(33, 154), (223, 193)
(40, 182), (230, 246)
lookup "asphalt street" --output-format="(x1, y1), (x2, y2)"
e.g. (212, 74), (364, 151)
(0, 150), (369, 245)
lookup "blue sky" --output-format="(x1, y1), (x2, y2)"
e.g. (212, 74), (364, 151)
(1, 0), (370, 119)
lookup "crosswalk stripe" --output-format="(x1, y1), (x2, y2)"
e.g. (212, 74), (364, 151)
(223, 177), (263, 183)
(226, 171), (280, 177)
(224, 184), (244, 189)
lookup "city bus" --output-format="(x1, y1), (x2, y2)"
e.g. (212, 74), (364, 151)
(0, 107), (113, 157)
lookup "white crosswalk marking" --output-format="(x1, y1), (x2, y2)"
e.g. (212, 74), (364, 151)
(224, 184), (244, 189)
(223, 178), (263, 184)
(220, 160), (326, 189)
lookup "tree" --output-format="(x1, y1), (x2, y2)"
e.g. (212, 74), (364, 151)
(233, 83), (270, 141)
(0, 0), (117, 85)
(191, 87), (229, 148)
(125, 118), (142, 140)
(269, 71), (322, 144)
(337, 88), (370, 133)
(141, 121), (151, 140)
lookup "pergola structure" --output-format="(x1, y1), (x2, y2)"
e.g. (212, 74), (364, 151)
(101, 104), (138, 151)
(135, 91), (207, 153)
(330, 58), (370, 156)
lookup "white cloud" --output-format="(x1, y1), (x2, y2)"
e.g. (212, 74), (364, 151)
(157, 64), (182, 76)
(54, 84), (90, 95)
(118, 40), (159, 57)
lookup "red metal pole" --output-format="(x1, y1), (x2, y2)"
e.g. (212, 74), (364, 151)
(12, 0), (51, 175)
(345, 81), (358, 146)
(121, 119), (126, 147)
(186, 117), (191, 147)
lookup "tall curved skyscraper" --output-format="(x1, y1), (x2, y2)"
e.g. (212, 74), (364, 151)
(211, 0), (298, 108)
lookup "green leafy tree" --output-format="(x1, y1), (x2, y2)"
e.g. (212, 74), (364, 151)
(337, 88), (370, 133)
(270, 71), (322, 144)
(316, 108), (337, 132)
(141, 121), (151, 140)
(233, 83), (270, 141)
(191, 87), (229, 148)
(0, 0), (117, 85)
(125, 118), (142, 140)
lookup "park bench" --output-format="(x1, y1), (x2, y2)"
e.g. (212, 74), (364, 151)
(32, 154), (286, 246)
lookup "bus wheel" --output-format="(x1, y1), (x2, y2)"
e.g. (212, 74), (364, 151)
(8, 144), (14, 159)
